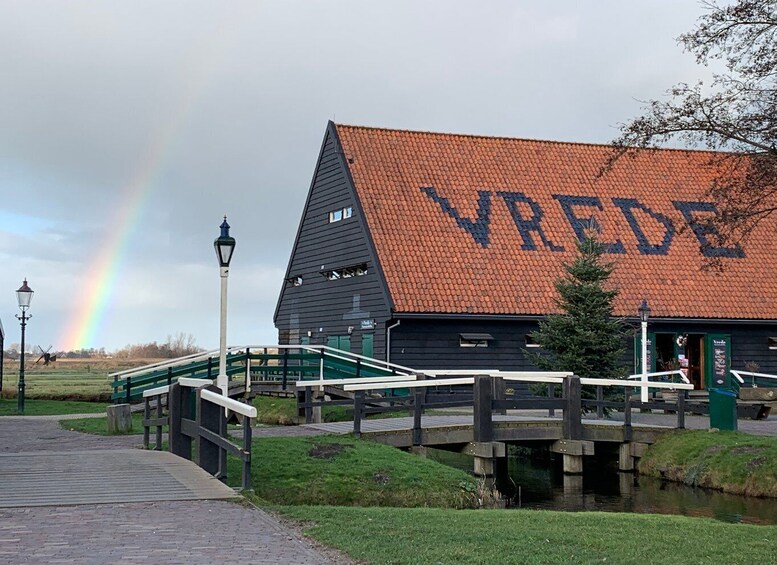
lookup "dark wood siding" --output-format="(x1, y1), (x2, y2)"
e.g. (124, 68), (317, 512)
(389, 318), (777, 376)
(275, 126), (392, 356)
(389, 319), (541, 371)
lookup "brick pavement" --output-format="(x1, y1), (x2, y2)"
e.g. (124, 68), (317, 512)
(0, 416), (341, 564)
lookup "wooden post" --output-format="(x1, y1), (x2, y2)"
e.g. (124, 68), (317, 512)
(143, 398), (150, 449)
(353, 390), (364, 438)
(207, 357), (213, 380)
(596, 386), (604, 419)
(413, 386), (424, 446)
(562, 376), (582, 441)
(624, 393), (633, 442)
(195, 385), (223, 478)
(107, 404), (132, 434)
(473, 375), (493, 443)
(492, 376), (506, 416)
(242, 415), (252, 491)
(282, 349), (289, 390)
(169, 383), (192, 460)
(547, 383), (555, 417)
(167, 366), (173, 387)
(676, 390), (686, 429)
(304, 386), (313, 424)
(125, 376), (132, 404)
(155, 393), (163, 451)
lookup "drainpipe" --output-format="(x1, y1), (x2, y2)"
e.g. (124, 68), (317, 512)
(386, 320), (401, 363)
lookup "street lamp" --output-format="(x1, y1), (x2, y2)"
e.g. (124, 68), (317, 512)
(15, 279), (33, 414)
(638, 298), (651, 403)
(214, 216), (235, 396)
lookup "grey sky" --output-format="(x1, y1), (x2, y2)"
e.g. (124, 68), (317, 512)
(0, 1), (714, 352)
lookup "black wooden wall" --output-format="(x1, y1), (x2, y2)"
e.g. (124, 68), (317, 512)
(275, 124), (392, 355)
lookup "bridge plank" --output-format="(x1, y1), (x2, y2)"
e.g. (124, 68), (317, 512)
(0, 449), (238, 508)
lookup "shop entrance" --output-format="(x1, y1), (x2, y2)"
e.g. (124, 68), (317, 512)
(684, 334), (705, 390)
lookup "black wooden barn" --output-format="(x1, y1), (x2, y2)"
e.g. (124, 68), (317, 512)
(275, 122), (777, 390)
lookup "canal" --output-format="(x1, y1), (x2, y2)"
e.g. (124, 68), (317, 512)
(427, 447), (777, 525)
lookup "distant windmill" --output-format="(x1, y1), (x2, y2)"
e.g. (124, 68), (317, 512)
(35, 345), (57, 366)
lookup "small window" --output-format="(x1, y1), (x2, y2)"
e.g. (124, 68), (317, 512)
(328, 206), (354, 223)
(287, 276), (303, 287)
(525, 334), (541, 348)
(769, 337), (777, 350)
(323, 263), (367, 281)
(459, 333), (493, 348)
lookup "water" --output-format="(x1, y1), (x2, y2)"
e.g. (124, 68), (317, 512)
(427, 448), (777, 525)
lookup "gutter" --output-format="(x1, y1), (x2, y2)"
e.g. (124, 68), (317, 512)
(386, 320), (401, 363)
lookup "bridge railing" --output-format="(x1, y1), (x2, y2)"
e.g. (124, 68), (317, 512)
(142, 377), (256, 491)
(731, 369), (777, 389)
(111, 344), (415, 403)
(297, 373), (693, 444)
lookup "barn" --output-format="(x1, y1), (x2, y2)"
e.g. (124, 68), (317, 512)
(274, 122), (777, 391)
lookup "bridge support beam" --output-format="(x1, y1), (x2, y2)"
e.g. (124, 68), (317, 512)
(551, 439), (594, 475)
(463, 441), (506, 477)
(618, 442), (649, 473)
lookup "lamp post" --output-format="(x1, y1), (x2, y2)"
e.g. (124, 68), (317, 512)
(15, 279), (33, 414)
(638, 298), (651, 403)
(214, 216), (235, 396)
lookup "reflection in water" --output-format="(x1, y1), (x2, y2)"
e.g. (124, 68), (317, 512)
(426, 447), (777, 525)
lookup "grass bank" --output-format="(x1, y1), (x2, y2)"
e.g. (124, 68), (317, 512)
(639, 430), (777, 498)
(252, 395), (414, 426)
(60, 412), (149, 435)
(228, 435), (487, 508)
(0, 399), (107, 416)
(276, 506), (777, 564)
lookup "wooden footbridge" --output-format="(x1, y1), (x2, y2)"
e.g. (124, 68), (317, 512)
(112, 346), (725, 480)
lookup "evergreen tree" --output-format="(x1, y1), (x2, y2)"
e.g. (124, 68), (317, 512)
(526, 232), (627, 380)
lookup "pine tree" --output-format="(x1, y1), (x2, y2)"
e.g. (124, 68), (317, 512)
(526, 232), (627, 380)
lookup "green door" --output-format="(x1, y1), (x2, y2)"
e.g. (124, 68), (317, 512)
(362, 334), (374, 358)
(327, 335), (351, 352)
(705, 334), (732, 389)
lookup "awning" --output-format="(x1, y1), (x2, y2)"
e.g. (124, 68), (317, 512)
(459, 333), (494, 341)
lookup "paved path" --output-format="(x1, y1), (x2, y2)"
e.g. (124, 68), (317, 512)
(0, 415), (338, 564)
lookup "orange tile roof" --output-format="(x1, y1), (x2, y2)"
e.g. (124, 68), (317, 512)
(335, 124), (777, 320)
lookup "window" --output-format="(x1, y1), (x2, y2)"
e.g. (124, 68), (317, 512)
(328, 206), (354, 223)
(329, 209), (343, 223)
(769, 337), (777, 350)
(524, 334), (541, 348)
(459, 333), (493, 348)
(323, 263), (367, 281)
(287, 276), (303, 286)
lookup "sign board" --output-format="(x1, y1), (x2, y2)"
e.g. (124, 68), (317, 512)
(360, 319), (375, 330)
(712, 337), (729, 387)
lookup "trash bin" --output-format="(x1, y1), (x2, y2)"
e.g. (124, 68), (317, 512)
(709, 388), (737, 431)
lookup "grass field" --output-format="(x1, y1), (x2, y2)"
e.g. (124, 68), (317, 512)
(0, 399), (108, 416)
(1, 357), (163, 401)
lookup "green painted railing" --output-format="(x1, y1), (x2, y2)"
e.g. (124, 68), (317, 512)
(110, 345), (415, 403)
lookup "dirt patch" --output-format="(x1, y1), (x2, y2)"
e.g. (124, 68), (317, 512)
(309, 443), (353, 459)
(730, 446), (765, 455)
(705, 445), (725, 454)
(747, 456), (768, 470)
(373, 471), (391, 485)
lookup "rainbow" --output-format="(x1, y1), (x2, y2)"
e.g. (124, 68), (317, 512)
(57, 12), (250, 351)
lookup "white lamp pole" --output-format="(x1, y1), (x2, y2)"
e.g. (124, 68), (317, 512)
(214, 216), (236, 396)
(638, 298), (651, 403)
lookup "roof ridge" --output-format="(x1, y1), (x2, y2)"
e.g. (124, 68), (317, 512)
(334, 122), (737, 156)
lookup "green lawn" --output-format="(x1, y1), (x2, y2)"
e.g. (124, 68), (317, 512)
(277, 505), (777, 564)
(639, 430), (777, 497)
(0, 398), (107, 416)
(227, 435), (489, 508)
